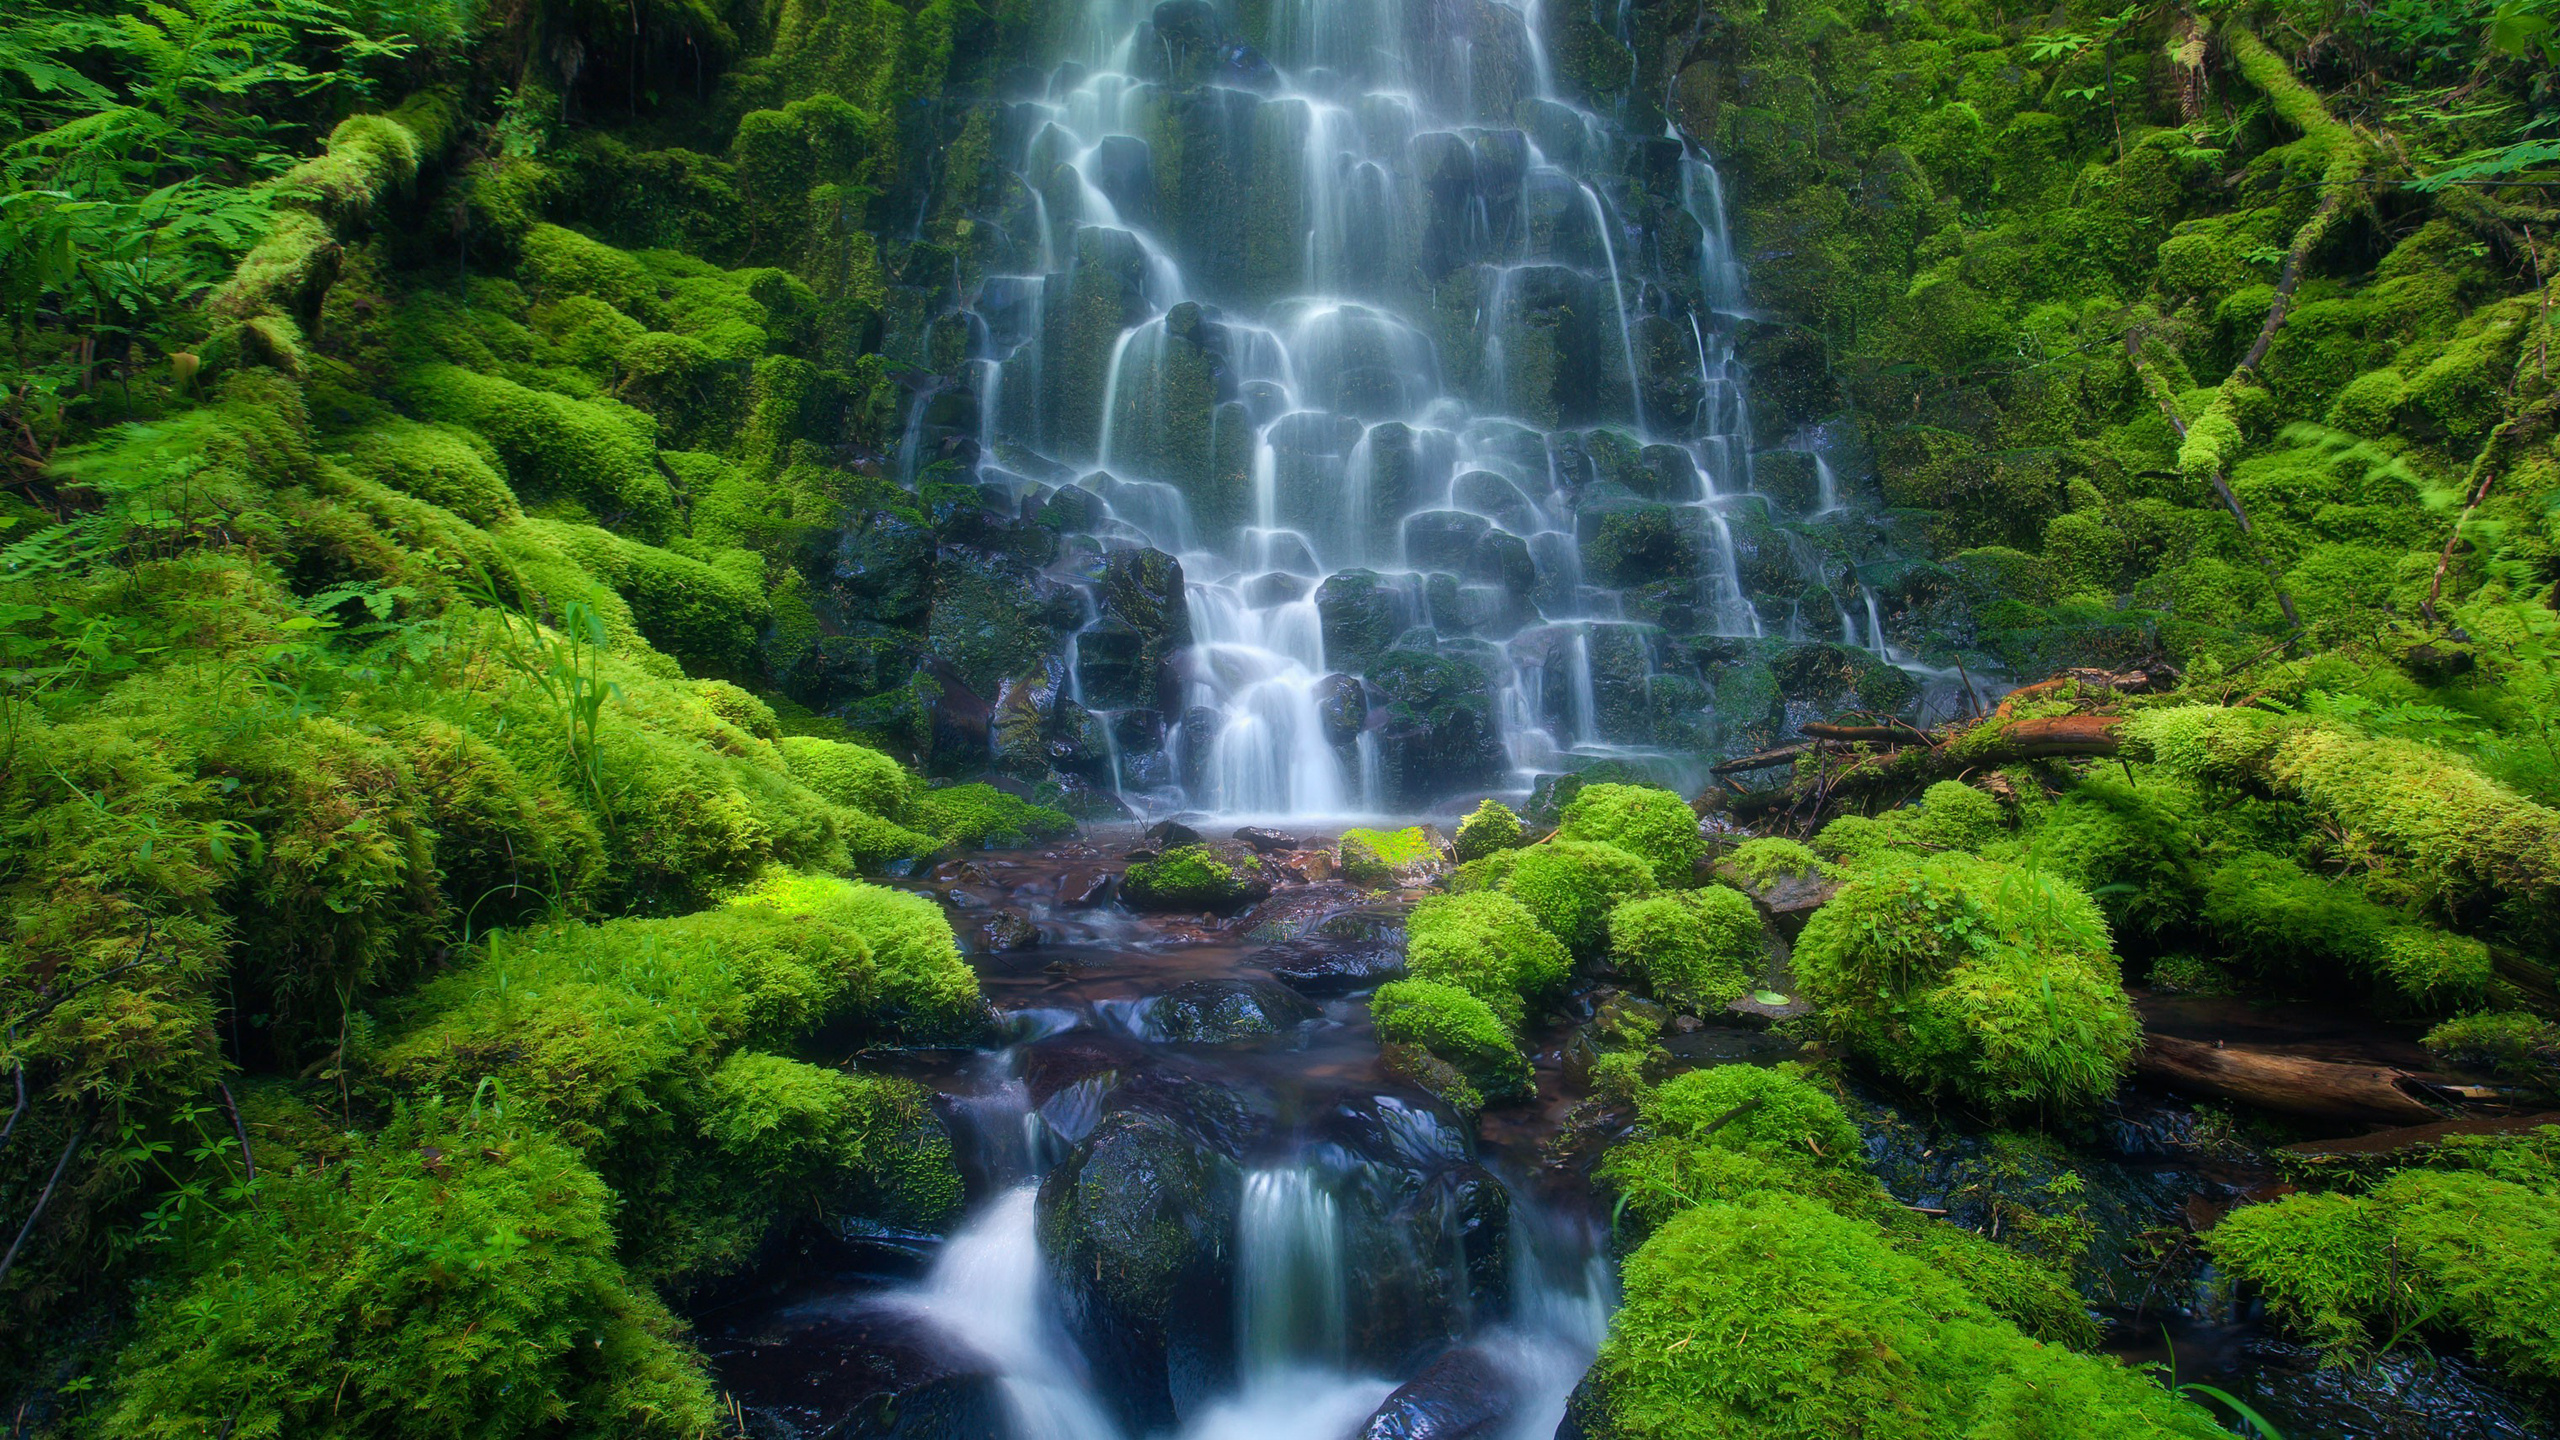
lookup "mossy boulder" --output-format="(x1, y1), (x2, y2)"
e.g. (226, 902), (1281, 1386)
(1372, 978), (1535, 1103)
(1556, 782), (1703, 886)
(1338, 824), (1447, 886)
(1121, 841), (1272, 913)
(1403, 889), (1573, 1028)
(1607, 887), (1763, 1013)
(1792, 855), (2139, 1119)
(1453, 799), (1524, 862)
(1498, 838), (1657, 955)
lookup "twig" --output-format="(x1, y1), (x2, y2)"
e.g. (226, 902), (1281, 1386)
(218, 1079), (256, 1183)
(0, 1110), (91, 1290)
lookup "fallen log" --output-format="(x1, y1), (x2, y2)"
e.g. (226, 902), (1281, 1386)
(2137, 1031), (2443, 1128)
(1710, 742), (1815, 776)
(1799, 721), (1935, 745)
(1718, 715), (2130, 811)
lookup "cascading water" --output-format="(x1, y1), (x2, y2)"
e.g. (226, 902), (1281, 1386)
(936, 0), (1957, 820)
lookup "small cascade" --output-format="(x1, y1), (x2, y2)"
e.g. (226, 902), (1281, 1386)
(1236, 1168), (1348, 1379)
(887, 1188), (1125, 1440)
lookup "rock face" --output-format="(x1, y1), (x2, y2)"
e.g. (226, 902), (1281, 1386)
(1140, 978), (1319, 1042)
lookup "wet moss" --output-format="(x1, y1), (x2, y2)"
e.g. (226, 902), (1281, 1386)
(1123, 842), (1262, 912)
(1453, 798), (1526, 862)
(1338, 824), (1440, 886)
(1403, 889), (1573, 1028)
(1498, 837), (1658, 954)
(1370, 978), (1535, 1103)
(1556, 782), (1704, 886)
(1607, 888), (1763, 1013)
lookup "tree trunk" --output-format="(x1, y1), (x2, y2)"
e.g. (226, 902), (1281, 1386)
(2136, 1032), (2442, 1128)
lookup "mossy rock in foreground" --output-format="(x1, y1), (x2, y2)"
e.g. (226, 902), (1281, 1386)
(1121, 841), (1273, 913)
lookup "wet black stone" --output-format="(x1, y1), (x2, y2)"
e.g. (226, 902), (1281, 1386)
(1231, 825), (1296, 852)
(1142, 978), (1319, 1042)
(1351, 1344), (1517, 1439)
(714, 1308), (1003, 1440)
(1315, 672), (1369, 744)
(1259, 943), (1405, 995)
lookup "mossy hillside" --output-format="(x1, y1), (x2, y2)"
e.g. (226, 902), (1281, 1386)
(1791, 854), (2140, 1118)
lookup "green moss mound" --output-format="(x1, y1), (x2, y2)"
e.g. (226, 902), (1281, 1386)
(1726, 837), (1837, 886)
(1556, 782), (1704, 885)
(1122, 842), (1266, 913)
(1499, 838), (1658, 954)
(1607, 888), (1763, 1013)
(1403, 888), (1574, 1028)
(1792, 855), (2138, 1118)
(1370, 978), (1535, 1103)
(90, 1099), (722, 1438)
(1453, 799), (1525, 862)
(1338, 824), (1442, 886)
(2209, 1155), (2560, 1389)
(1583, 1192), (2222, 1439)
(912, 782), (1074, 849)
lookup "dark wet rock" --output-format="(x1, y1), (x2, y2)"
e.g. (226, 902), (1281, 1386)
(928, 547), (1083, 698)
(1143, 978), (1320, 1042)
(1322, 1113), (1510, 1370)
(714, 1307), (1002, 1440)
(1232, 882), (1375, 943)
(1403, 509), (1492, 571)
(1351, 1344), (1518, 1440)
(1176, 705), (1223, 791)
(1752, 448), (1821, 514)
(1771, 640), (1919, 718)
(1260, 943), (1404, 995)
(1368, 649), (1504, 806)
(1242, 571), (1311, 608)
(1039, 1110), (1244, 1432)
(1145, 818), (1203, 847)
(971, 908), (1040, 953)
(1714, 857), (1838, 939)
(1232, 825), (1296, 852)
(1316, 568), (1404, 672)
(1080, 548), (1190, 710)
(1057, 867), (1116, 907)
(1315, 672), (1369, 744)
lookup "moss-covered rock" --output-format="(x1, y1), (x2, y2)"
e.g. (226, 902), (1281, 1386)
(1498, 837), (1657, 954)
(1371, 978), (1535, 1103)
(1556, 782), (1704, 885)
(1792, 855), (2139, 1118)
(1338, 824), (1446, 886)
(1121, 841), (1272, 913)
(1607, 888), (1762, 1013)
(1453, 799), (1525, 862)
(1403, 888), (1573, 1027)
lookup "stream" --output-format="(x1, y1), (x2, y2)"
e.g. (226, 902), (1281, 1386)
(700, 832), (2553, 1440)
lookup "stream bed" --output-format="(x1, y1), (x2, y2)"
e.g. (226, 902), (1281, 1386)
(697, 830), (2551, 1440)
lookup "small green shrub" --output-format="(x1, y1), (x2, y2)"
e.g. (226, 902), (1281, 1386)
(1500, 838), (1657, 953)
(1404, 888), (1573, 1027)
(1454, 799), (1525, 862)
(2422, 1012), (2560, 1094)
(1557, 782), (1704, 885)
(1607, 888), (1762, 1012)
(1726, 837), (1838, 885)
(1370, 978), (1534, 1101)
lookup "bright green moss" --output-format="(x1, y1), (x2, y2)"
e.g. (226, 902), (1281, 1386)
(1404, 888), (1574, 1028)
(1911, 780), (2006, 849)
(1607, 888), (1762, 1013)
(2422, 1012), (2560, 1094)
(1499, 837), (1657, 954)
(399, 364), (676, 542)
(724, 872), (981, 1040)
(1584, 1193), (2223, 1439)
(1792, 855), (2138, 1118)
(510, 518), (768, 675)
(1726, 837), (1838, 885)
(1815, 811), (1917, 865)
(520, 223), (663, 320)
(1122, 842), (1257, 912)
(90, 1100), (720, 1439)
(1454, 798), (1525, 862)
(699, 1050), (962, 1232)
(1556, 782), (1704, 885)
(2209, 1165), (2560, 1388)
(1450, 847), (1526, 893)
(337, 416), (521, 525)
(911, 782), (1073, 849)
(1994, 774), (2202, 937)
(778, 734), (924, 819)
(1369, 978), (1534, 1102)
(1338, 824), (1440, 886)
(2200, 852), (2490, 1007)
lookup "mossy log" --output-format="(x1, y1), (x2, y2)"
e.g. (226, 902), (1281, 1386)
(1722, 715), (2127, 813)
(2278, 1110), (2560, 1170)
(2137, 1032), (2443, 1128)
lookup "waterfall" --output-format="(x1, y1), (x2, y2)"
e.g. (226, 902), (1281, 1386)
(921, 0), (1964, 820)
(1236, 1168), (1348, 1378)
(886, 1188), (1125, 1440)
